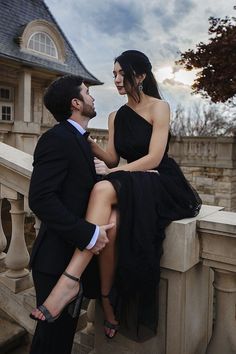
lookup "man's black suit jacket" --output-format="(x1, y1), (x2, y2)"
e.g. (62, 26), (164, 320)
(29, 121), (100, 298)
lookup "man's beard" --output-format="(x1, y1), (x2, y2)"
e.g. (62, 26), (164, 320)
(82, 103), (96, 119)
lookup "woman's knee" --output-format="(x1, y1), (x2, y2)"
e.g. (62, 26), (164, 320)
(91, 180), (116, 202)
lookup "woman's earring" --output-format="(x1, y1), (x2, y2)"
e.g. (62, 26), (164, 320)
(138, 82), (143, 91)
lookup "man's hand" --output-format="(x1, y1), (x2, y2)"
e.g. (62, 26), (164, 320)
(90, 223), (114, 255)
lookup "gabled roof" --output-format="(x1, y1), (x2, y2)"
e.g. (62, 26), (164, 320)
(0, 0), (102, 85)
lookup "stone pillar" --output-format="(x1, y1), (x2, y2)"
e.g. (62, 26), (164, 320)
(206, 269), (236, 354)
(0, 189), (32, 292)
(18, 70), (32, 122)
(85, 299), (96, 335)
(0, 198), (7, 272)
(199, 208), (236, 354)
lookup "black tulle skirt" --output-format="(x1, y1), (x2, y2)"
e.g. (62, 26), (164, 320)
(105, 157), (201, 341)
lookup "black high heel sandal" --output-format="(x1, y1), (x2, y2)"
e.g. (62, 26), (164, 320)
(101, 294), (119, 339)
(29, 271), (83, 323)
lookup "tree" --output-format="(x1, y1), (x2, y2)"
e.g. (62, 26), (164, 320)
(171, 103), (236, 136)
(176, 14), (236, 103)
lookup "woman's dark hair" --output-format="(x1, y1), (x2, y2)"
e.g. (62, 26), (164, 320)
(43, 75), (84, 122)
(114, 50), (162, 102)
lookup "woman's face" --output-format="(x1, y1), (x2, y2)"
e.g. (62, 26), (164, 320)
(113, 61), (127, 95)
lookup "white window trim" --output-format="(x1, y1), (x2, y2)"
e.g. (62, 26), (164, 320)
(28, 32), (59, 59)
(0, 102), (14, 121)
(19, 19), (65, 63)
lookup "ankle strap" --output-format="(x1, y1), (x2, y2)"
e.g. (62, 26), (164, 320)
(63, 271), (80, 282)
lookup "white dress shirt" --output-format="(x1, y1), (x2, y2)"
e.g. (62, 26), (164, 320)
(67, 119), (99, 250)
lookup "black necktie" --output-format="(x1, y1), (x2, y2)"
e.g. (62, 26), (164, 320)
(83, 131), (90, 140)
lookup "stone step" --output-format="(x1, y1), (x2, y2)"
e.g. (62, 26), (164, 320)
(0, 309), (27, 354)
(72, 328), (94, 354)
(6, 338), (31, 354)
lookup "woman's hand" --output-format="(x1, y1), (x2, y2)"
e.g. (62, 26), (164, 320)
(94, 158), (111, 175)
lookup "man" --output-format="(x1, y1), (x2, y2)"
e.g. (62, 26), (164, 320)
(29, 75), (111, 354)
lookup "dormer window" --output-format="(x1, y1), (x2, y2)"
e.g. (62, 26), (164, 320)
(19, 19), (65, 62)
(28, 32), (58, 59)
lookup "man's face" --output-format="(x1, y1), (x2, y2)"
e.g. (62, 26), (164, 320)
(79, 83), (96, 119)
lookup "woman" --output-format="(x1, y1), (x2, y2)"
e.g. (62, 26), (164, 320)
(30, 50), (201, 341)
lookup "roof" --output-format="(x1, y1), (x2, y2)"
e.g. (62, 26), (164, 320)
(0, 0), (102, 85)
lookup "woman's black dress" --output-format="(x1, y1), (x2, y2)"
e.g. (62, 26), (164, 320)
(105, 105), (201, 342)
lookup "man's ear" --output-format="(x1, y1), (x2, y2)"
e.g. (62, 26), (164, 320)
(71, 98), (81, 111)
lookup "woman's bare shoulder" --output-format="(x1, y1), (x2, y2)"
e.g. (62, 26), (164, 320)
(150, 98), (169, 109)
(150, 99), (170, 124)
(108, 110), (117, 119)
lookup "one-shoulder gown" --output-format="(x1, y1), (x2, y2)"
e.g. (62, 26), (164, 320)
(104, 105), (201, 341)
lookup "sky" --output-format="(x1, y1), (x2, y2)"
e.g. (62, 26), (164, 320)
(45, 0), (236, 129)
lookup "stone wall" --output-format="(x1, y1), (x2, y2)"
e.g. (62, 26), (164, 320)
(169, 136), (236, 211)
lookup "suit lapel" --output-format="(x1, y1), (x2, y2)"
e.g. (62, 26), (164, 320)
(62, 121), (96, 179)
(75, 132), (97, 178)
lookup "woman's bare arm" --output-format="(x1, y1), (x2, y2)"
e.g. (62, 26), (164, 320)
(89, 111), (120, 168)
(95, 101), (170, 174)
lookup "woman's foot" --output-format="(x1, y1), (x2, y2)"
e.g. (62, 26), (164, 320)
(30, 272), (81, 322)
(101, 294), (119, 338)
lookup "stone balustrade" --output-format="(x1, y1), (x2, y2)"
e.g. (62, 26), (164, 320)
(89, 131), (236, 211)
(0, 140), (236, 353)
(198, 211), (236, 354)
(0, 142), (33, 294)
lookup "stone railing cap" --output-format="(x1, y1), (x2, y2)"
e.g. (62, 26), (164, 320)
(0, 142), (32, 177)
(198, 211), (236, 236)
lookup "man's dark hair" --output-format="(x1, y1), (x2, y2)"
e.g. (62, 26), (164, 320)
(43, 75), (84, 122)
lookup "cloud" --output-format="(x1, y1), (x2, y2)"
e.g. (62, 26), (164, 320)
(88, 4), (141, 35)
(163, 78), (186, 86)
(152, 0), (195, 32)
(45, 0), (236, 128)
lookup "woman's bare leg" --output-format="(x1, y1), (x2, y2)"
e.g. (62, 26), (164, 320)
(31, 250), (93, 320)
(31, 181), (117, 320)
(99, 208), (119, 337)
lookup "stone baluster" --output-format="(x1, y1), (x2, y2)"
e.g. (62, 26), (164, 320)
(199, 209), (236, 354)
(85, 299), (96, 335)
(0, 198), (7, 271)
(206, 269), (236, 354)
(0, 186), (32, 292)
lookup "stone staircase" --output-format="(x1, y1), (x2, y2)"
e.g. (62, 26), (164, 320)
(0, 293), (94, 354)
(0, 309), (31, 353)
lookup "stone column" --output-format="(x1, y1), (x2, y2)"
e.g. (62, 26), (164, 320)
(199, 208), (236, 354)
(206, 269), (236, 354)
(0, 191), (32, 292)
(0, 198), (7, 271)
(85, 299), (96, 335)
(18, 70), (32, 122)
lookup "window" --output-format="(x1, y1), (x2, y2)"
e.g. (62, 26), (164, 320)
(19, 20), (65, 62)
(0, 88), (10, 99)
(28, 32), (58, 59)
(0, 86), (14, 121)
(0, 104), (13, 121)
(0, 86), (13, 101)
